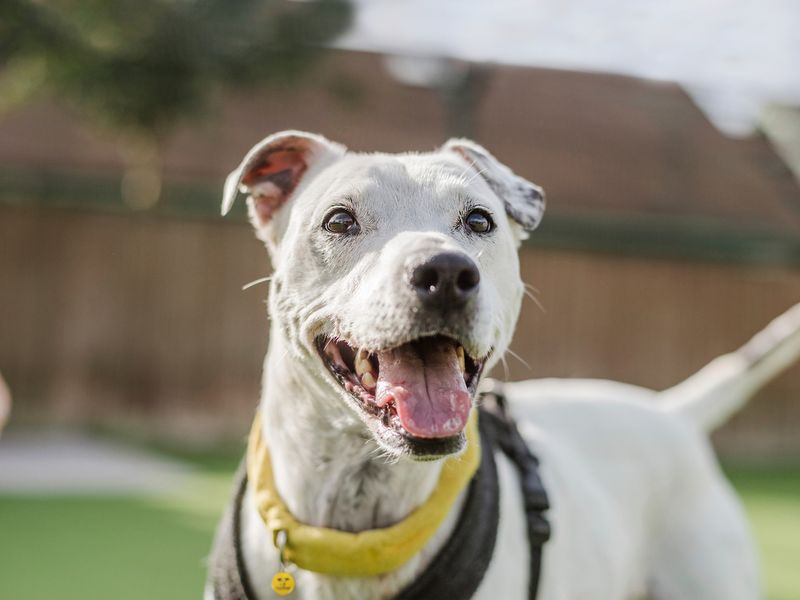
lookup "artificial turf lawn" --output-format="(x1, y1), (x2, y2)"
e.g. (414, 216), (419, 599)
(0, 495), (219, 600)
(0, 465), (797, 600)
(724, 464), (800, 600)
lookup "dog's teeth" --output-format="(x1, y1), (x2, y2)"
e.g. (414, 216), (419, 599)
(361, 371), (376, 389)
(355, 349), (372, 376)
(457, 346), (465, 373)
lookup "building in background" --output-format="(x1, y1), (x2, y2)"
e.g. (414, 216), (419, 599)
(1, 49), (799, 456)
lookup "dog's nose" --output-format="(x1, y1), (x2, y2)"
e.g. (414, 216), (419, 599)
(409, 252), (480, 308)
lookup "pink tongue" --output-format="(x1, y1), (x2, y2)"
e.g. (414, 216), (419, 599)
(375, 339), (471, 438)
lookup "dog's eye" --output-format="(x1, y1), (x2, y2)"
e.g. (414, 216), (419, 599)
(323, 209), (359, 235)
(464, 209), (493, 234)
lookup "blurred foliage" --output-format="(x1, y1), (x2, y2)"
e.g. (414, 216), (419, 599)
(0, 0), (352, 205)
(0, 0), (352, 134)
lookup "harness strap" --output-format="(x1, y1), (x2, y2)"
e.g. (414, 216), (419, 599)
(207, 460), (257, 600)
(479, 382), (551, 598)
(391, 412), (500, 599)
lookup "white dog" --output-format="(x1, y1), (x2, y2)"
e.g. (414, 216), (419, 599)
(207, 131), (800, 600)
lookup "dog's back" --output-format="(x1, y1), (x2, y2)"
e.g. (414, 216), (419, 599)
(499, 302), (800, 599)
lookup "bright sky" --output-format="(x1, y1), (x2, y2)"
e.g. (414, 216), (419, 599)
(336, 0), (800, 137)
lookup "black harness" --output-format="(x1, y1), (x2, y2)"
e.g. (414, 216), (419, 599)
(207, 385), (550, 599)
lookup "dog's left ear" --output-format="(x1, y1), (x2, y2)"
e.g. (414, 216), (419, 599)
(442, 139), (545, 235)
(221, 130), (346, 251)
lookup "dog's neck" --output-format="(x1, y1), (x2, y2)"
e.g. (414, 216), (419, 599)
(241, 336), (469, 599)
(259, 335), (449, 533)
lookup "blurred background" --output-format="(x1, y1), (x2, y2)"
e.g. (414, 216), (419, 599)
(1, 1), (799, 599)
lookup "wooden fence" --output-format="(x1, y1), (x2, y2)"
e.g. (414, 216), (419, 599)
(1, 204), (798, 455)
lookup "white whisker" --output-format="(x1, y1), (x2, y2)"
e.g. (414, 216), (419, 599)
(500, 354), (510, 380)
(458, 163), (475, 181)
(271, 346), (292, 368)
(465, 165), (491, 186)
(242, 276), (272, 291)
(524, 282), (541, 295)
(523, 283), (546, 314)
(505, 348), (532, 372)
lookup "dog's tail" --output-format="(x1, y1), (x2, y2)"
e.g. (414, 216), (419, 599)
(658, 302), (800, 432)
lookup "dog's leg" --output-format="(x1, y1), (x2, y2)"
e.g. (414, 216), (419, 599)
(646, 451), (759, 600)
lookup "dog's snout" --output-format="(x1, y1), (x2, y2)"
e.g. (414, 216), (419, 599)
(409, 252), (480, 308)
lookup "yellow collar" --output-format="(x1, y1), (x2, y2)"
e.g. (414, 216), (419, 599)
(246, 411), (480, 577)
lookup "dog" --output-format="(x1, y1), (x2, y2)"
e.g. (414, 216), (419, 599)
(207, 130), (800, 600)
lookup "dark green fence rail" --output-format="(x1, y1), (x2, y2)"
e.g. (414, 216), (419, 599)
(2, 166), (799, 267)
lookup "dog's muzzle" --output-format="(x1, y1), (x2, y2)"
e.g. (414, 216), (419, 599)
(315, 250), (488, 456)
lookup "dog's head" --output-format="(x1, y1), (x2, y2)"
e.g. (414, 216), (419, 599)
(223, 131), (544, 459)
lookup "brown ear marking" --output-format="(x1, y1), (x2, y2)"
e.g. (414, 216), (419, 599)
(241, 146), (307, 191)
(241, 145), (309, 225)
(221, 131), (347, 226)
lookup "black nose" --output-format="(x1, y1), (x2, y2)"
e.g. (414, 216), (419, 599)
(409, 252), (480, 308)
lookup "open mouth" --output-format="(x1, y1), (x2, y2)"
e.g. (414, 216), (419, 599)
(316, 335), (485, 445)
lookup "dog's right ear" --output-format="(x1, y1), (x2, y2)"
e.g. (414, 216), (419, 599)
(221, 130), (346, 248)
(442, 139), (545, 241)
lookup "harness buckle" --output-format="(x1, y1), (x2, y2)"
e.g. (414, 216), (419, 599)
(528, 513), (552, 546)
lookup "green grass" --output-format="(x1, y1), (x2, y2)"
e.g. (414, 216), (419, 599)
(725, 464), (800, 600)
(0, 495), (220, 600)
(0, 461), (797, 599)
